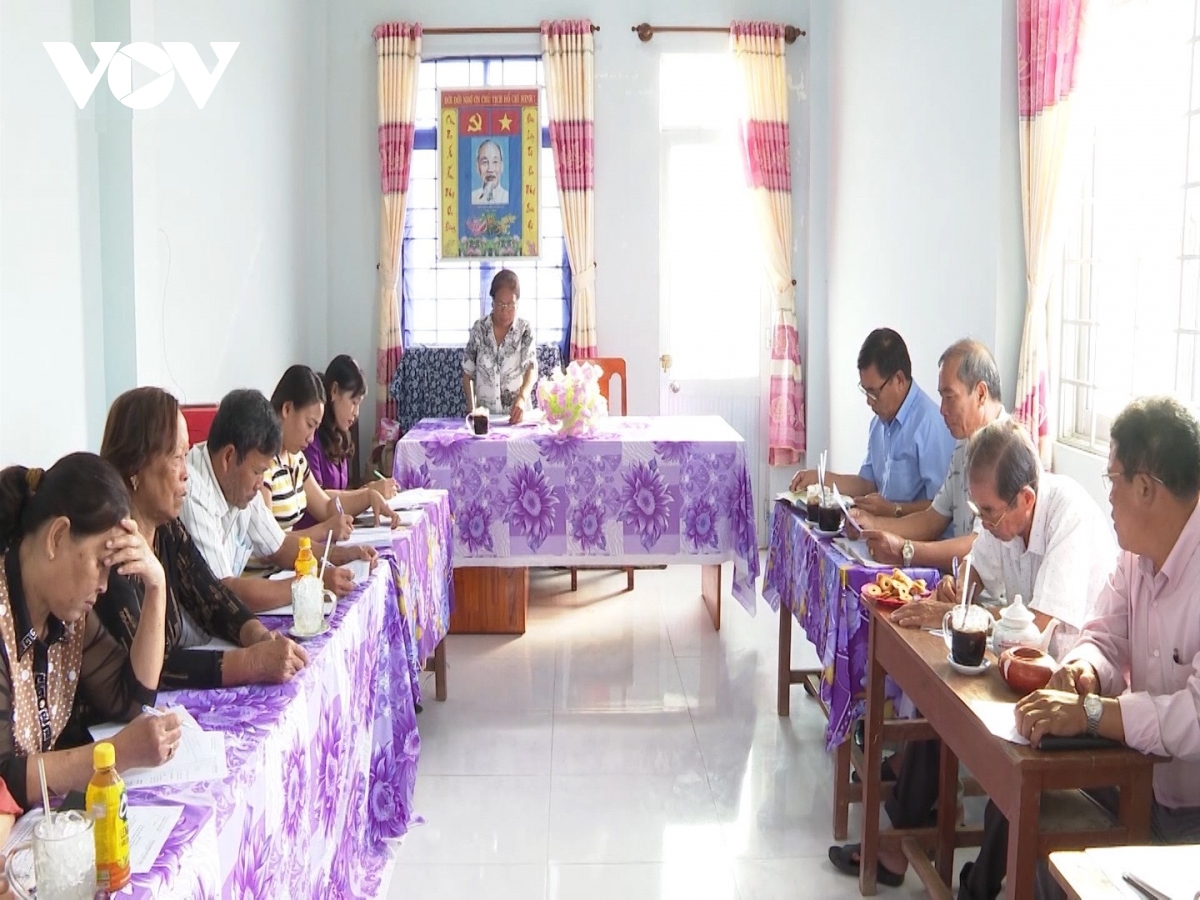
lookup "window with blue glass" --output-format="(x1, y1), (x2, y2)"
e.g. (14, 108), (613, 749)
(402, 57), (571, 352)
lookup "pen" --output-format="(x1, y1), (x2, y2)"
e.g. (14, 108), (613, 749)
(373, 469), (385, 480)
(1123, 871), (1171, 900)
(141, 705), (164, 718)
(334, 497), (345, 517)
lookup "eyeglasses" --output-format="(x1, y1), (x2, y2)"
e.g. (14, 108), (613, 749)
(493, 300), (518, 309)
(967, 496), (1018, 530)
(1101, 469), (1165, 490)
(858, 372), (895, 402)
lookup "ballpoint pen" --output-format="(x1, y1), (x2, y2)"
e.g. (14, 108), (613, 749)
(1123, 871), (1171, 900)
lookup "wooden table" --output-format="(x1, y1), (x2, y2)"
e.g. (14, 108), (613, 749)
(860, 604), (1161, 899)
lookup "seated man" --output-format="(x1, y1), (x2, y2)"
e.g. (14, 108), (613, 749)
(462, 269), (537, 425)
(853, 339), (1006, 572)
(791, 328), (954, 519)
(829, 417), (1117, 889)
(180, 389), (371, 613)
(994, 396), (1200, 900)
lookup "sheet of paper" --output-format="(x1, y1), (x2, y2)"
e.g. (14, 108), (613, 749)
(832, 537), (892, 569)
(118, 730), (227, 789)
(128, 805), (184, 874)
(4, 808), (41, 853)
(965, 699), (1030, 746)
(389, 489), (440, 510)
(183, 635), (238, 652)
(340, 525), (405, 547)
(90, 706), (202, 742)
(1085, 844), (1200, 900)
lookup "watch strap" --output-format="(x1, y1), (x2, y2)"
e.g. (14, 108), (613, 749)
(1084, 694), (1102, 737)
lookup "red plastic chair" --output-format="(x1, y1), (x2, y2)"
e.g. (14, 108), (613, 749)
(181, 404), (219, 446)
(591, 357), (628, 415)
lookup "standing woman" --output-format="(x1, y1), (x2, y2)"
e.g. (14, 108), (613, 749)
(0, 453), (179, 808)
(303, 355), (398, 498)
(267, 364), (399, 535)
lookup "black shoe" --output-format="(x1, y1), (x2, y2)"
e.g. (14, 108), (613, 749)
(851, 755), (898, 784)
(415, 702), (423, 715)
(828, 844), (906, 888)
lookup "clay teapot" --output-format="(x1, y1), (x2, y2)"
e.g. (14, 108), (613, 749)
(990, 594), (1058, 655)
(999, 646), (1056, 694)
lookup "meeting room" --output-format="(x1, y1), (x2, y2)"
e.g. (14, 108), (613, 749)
(2, 0), (1199, 898)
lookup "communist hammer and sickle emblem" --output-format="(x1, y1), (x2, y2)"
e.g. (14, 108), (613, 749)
(466, 112), (483, 133)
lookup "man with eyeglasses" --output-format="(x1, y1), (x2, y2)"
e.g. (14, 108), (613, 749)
(830, 418), (1115, 890)
(790, 328), (954, 520)
(852, 339), (1007, 572)
(462, 268), (537, 424)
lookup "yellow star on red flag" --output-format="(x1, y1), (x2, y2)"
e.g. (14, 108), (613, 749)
(498, 113), (513, 132)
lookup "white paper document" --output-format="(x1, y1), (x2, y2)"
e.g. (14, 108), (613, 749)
(833, 537), (891, 569)
(89, 706), (202, 742)
(1084, 844), (1200, 900)
(128, 804), (185, 874)
(340, 525), (404, 547)
(389, 489), (442, 510)
(183, 635), (238, 652)
(118, 730), (227, 789)
(966, 699), (1030, 746)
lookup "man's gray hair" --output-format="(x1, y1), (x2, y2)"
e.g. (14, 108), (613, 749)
(965, 419), (1040, 502)
(939, 339), (1002, 401)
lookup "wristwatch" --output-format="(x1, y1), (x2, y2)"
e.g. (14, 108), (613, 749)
(1083, 693), (1103, 737)
(894, 503), (902, 518)
(901, 540), (914, 566)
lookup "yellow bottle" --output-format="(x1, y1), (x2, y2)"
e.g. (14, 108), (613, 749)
(86, 741), (130, 891)
(295, 536), (317, 578)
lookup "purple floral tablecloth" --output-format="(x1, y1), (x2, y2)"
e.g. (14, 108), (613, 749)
(761, 501), (940, 751)
(394, 416), (760, 611)
(126, 561), (421, 899)
(381, 492), (454, 665)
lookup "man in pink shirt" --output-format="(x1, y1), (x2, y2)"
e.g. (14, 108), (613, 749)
(979, 396), (1200, 898)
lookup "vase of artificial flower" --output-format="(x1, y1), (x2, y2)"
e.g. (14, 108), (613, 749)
(538, 361), (609, 436)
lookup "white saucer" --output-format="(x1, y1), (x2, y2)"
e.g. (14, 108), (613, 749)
(287, 622), (330, 641)
(812, 526), (843, 538)
(947, 654), (991, 676)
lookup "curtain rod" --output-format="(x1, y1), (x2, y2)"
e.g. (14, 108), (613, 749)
(632, 23), (805, 44)
(422, 25), (600, 37)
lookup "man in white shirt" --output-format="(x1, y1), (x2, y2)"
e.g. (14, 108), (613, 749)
(180, 389), (367, 613)
(831, 418), (1117, 889)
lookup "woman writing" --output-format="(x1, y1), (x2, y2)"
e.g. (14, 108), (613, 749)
(98, 388), (308, 689)
(0, 453), (178, 808)
(462, 269), (537, 425)
(266, 364), (398, 535)
(305, 355), (397, 496)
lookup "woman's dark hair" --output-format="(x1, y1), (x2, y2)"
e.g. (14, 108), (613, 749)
(270, 365), (326, 415)
(317, 355), (367, 465)
(1110, 396), (1200, 499)
(489, 269), (521, 300)
(857, 328), (913, 382)
(101, 387), (181, 491)
(207, 390), (282, 463)
(0, 453), (131, 553)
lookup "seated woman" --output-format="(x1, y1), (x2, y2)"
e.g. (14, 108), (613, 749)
(304, 355), (398, 498)
(462, 269), (538, 425)
(0, 453), (178, 809)
(98, 388), (308, 689)
(266, 365), (399, 536)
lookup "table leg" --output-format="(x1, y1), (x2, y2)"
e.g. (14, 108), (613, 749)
(433, 640), (447, 702)
(1006, 779), (1041, 900)
(701, 564), (722, 631)
(859, 619), (886, 896)
(833, 738), (851, 841)
(936, 739), (958, 888)
(778, 605), (793, 717)
(1119, 768), (1154, 843)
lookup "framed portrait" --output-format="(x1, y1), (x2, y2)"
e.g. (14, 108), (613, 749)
(439, 87), (540, 259)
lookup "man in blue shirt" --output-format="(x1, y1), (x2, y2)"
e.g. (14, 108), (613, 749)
(791, 328), (955, 520)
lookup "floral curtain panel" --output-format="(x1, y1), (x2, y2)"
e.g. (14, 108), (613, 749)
(731, 21), (805, 464)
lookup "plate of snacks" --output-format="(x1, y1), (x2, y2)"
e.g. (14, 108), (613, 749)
(860, 569), (931, 609)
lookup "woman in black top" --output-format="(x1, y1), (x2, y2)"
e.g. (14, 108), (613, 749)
(97, 388), (308, 688)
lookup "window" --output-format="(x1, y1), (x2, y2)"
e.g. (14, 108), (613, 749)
(402, 57), (570, 348)
(659, 53), (761, 381)
(1057, 0), (1200, 450)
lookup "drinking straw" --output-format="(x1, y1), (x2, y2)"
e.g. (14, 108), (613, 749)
(318, 531), (333, 583)
(37, 756), (50, 819)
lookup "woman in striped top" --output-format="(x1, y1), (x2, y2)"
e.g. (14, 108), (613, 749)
(265, 366), (399, 539)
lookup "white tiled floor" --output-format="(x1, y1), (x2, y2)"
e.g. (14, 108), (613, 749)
(382, 565), (976, 899)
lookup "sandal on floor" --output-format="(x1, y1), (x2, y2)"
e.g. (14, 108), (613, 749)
(828, 844), (906, 888)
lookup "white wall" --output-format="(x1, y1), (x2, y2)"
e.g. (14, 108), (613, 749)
(0, 1), (93, 464)
(324, 0), (812, 442)
(810, 0), (1026, 474)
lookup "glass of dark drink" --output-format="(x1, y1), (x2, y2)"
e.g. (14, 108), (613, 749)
(942, 605), (993, 668)
(817, 499), (843, 533)
(805, 485), (821, 523)
(466, 411), (489, 435)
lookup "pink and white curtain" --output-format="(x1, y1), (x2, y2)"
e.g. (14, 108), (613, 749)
(372, 22), (422, 440)
(541, 19), (597, 359)
(731, 21), (805, 464)
(1013, 0), (1091, 464)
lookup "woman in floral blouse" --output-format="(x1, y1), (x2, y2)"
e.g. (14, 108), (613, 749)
(461, 269), (538, 424)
